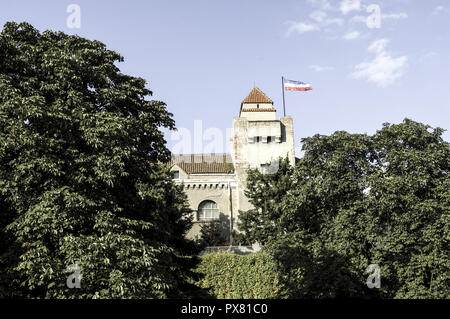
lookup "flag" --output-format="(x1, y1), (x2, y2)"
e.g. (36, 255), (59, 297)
(284, 79), (312, 91)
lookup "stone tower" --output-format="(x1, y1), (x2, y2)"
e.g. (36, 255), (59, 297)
(231, 87), (295, 213)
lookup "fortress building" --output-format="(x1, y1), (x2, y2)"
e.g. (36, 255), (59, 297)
(170, 87), (295, 241)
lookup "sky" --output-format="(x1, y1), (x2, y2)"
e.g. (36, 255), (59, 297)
(1, 0), (449, 156)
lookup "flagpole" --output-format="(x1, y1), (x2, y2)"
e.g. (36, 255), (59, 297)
(281, 76), (286, 117)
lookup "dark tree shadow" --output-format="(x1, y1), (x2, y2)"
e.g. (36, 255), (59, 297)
(271, 244), (380, 299)
(197, 213), (231, 248)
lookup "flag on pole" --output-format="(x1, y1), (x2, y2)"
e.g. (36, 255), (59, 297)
(284, 79), (312, 91)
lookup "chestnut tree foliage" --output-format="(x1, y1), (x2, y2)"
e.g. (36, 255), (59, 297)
(0, 22), (199, 298)
(237, 119), (449, 298)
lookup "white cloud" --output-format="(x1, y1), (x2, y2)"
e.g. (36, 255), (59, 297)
(343, 31), (360, 40)
(350, 15), (367, 24)
(419, 51), (440, 62)
(382, 13), (408, 20)
(286, 11), (345, 37)
(310, 11), (327, 22)
(368, 38), (389, 54)
(351, 39), (408, 87)
(351, 12), (407, 26)
(324, 18), (345, 26)
(310, 65), (334, 72)
(340, 0), (361, 15)
(285, 21), (319, 36)
(307, 0), (332, 10)
(432, 5), (447, 15)
(423, 51), (439, 59)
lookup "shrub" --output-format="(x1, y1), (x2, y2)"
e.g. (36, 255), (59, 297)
(195, 252), (282, 299)
(198, 221), (230, 247)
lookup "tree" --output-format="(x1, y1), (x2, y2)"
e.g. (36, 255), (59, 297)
(366, 119), (450, 298)
(238, 119), (449, 298)
(234, 157), (294, 246)
(198, 221), (229, 247)
(0, 22), (199, 298)
(271, 132), (374, 298)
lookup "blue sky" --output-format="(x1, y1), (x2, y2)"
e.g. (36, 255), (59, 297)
(1, 0), (449, 156)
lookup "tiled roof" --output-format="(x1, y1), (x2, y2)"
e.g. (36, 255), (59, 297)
(241, 87), (273, 105)
(170, 153), (234, 174)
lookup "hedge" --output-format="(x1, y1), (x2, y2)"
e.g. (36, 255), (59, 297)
(195, 252), (282, 299)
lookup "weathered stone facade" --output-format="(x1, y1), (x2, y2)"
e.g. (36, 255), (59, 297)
(170, 87), (295, 242)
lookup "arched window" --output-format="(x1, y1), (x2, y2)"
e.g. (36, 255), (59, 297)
(198, 200), (219, 221)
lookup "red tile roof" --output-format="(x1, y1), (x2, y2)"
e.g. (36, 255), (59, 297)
(170, 153), (234, 174)
(241, 87), (273, 105)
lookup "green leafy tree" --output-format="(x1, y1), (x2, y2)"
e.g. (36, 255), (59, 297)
(199, 221), (229, 247)
(238, 119), (449, 298)
(366, 119), (450, 298)
(271, 132), (373, 298)
(0, 22), (199, 298)
(235, 157), (294, 246)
